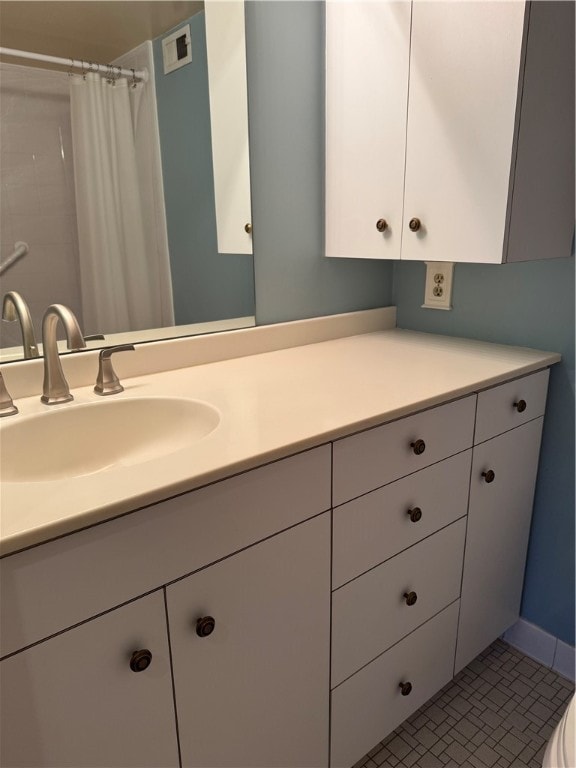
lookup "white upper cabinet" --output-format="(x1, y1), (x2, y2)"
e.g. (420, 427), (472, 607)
(205, 0), (253, 254)
(402, 1), (524, 264)
(325, 1), (575, 264)
(325, 1), (411, 260)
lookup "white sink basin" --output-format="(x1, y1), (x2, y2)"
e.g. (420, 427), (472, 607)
(0, 397), (221, 483)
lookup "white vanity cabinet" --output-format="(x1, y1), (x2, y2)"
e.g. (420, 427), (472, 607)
(329, 369), (550, 767)
(0, 591), (179, 768)
(455, 370), (550, 672)
(0, 360), (554, 768)
(167, 514), (330, 768)
(330, 397), (476, 767)
(0, 446), (331, 768)
(325, 1), (575, 264)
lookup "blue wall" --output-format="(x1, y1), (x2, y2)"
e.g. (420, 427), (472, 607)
(245, 1), (394, 324)
(394, 259), (575, 645)
(153, 13), (255, 325)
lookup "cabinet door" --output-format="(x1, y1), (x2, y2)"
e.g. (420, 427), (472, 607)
(402, 1), (526, 263)
(325, 1), (411, 260)
(0, 592), (179, 768)
(205, 0), (253, 254)
(455, 418), (544, 672)
(167, 513), (330, 767)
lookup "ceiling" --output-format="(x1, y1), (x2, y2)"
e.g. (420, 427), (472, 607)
(0, 1), (203, 67)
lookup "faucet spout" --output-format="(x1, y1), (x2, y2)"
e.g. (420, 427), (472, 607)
(41, 304), (86, 405)
(2, 291), (39, 358)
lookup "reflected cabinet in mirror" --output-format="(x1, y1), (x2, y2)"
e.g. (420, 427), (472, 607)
(0, 1), (255, 362)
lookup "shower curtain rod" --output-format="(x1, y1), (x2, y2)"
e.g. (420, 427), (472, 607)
(0, 47), (148, 82)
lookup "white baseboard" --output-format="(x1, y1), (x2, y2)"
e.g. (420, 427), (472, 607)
(503, 619), (575, 682)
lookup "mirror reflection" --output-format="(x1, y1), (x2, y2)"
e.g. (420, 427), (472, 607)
(0, 1), (256, 362)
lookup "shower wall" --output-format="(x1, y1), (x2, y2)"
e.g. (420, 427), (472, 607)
(0, 61), (83, 349)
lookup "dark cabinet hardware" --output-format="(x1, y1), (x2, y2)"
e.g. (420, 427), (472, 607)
(196, 616), (216, 638)
(411, 439), (426, 456)
(407, 507), (422, 523)
(130, 649), (152, 673)
(403, 591), (418, 606)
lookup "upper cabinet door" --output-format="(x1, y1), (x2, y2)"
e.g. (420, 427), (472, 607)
(325, 1), (411, 260)
(402, 1), (526, 263)
(205, 0), (253, 254)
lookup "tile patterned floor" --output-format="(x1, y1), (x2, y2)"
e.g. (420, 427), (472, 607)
(354, 640), (574, 768)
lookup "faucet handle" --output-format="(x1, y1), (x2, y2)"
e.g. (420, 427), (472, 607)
(94, 345), (135, 396)
(0, 371), (18, 417)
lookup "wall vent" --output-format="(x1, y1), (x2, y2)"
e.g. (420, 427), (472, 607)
(162, 24), (192, 74)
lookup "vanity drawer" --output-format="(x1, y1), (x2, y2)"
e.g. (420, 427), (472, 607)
(0, 445), (331, 658)
(474, 369), (549, 444)
(332, 396), (476, 505)
(330, 601), (459, 768)
(332, 450), (471, 588)
(331, 518), (465, 687)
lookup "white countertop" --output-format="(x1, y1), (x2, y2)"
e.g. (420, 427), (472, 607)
(0, 327), (560, 556)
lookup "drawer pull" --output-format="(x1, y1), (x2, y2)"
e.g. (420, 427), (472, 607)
(513, 399), (527, 413)
(399, 681), (413, 696)
(376, 218), (388, 232)
(130, 649), (152, 673)
(482, 470), (495, 484)
(403, 591), (418, 607)
(196, 616), (216, 638)
(408, 218), (421, 232)
(407, 507), (422, 523)
(410, 439), (426, 456)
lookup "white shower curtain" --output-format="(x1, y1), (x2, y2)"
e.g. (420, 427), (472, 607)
(69, 72), (172, 335)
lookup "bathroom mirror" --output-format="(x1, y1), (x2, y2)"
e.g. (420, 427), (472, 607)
(0, 1), (256, 362)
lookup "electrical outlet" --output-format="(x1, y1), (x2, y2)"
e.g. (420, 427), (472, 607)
(422, 262), (454, 310)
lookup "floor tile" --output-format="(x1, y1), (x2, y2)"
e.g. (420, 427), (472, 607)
(352, 640), (574, 768)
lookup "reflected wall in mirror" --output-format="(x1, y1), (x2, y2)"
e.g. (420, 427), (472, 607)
(0, 1), (256, 362)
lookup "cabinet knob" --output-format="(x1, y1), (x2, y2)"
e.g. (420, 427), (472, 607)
(403, 591), (418, 607)
(409, 218), (421, 232)
(513, 399), (527, 413)
(407, 507), (422, 523)
(196, 616), (216, 638)
(130, 649), (152, 673)
(399, 681), (413, 696)
(244, 223), (252, 234)
(482, 470), (495, 484)
(410, 439), (426, 456)
(376, 218), (388, 232)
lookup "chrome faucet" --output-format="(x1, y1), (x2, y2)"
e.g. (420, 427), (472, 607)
(2, 291), (39, 358)
(41, 304), (86, 405)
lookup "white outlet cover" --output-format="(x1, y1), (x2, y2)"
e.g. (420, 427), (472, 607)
(422, 261), (454, 310)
